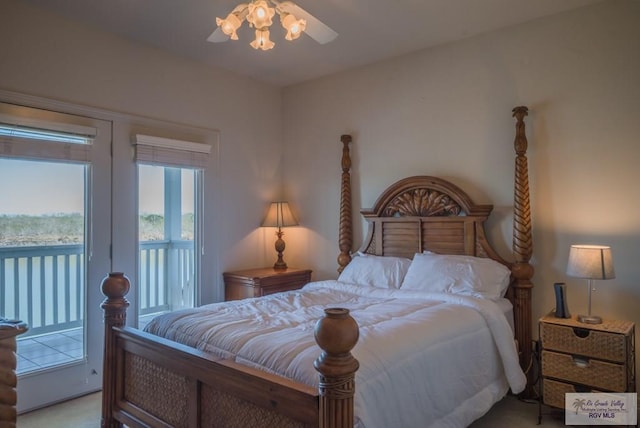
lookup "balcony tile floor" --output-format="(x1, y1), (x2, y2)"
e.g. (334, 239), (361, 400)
(16, 314), (157, 375)
(17, 328), (84, 374)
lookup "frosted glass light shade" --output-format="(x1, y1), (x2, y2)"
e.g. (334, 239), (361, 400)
(247, 1), (275, 29)
(282, 13), (306, 40)
(216, 13), (242, 40)
(250, 28), (275, 50)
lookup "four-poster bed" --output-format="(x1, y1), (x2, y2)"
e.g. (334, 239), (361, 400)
(101, 106), (534, 427)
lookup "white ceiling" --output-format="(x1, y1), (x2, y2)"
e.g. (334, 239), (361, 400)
(23, 0), (603, 87)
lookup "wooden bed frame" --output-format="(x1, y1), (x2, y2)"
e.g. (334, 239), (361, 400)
(101, 106), (534, 427)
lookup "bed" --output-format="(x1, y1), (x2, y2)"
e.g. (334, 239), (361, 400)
(100, 106), (535, 428)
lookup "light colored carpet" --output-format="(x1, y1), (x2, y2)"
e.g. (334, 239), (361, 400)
(17, 392), (567, 427)
(17, 392), (102, 428)
(470, 395), (565, 427)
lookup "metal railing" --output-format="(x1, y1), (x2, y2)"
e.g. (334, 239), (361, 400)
(0, 240), (194, 338)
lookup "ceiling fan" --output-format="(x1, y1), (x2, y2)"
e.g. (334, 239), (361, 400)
(207, 0), (338, 51)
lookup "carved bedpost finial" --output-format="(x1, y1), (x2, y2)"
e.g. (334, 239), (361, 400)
(512, 106), (529, 156)
(314, 308), (360, 428)
(101, 272), (130, 326)
(101, 272), (130, 428)
(511, 106), (535, 397)
(337, 135), (353, 273)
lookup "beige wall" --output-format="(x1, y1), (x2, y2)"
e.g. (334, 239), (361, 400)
(0, 0), (284, 301)
(283, 0), (640, 389)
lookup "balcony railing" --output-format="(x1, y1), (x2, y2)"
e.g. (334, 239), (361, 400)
(139, 240), (194, 316)
(0, 240), (194, 338)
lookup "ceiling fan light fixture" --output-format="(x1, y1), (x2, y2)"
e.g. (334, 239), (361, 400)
(281, 13), (306, 41)
(250, 28), (275, 50)
(247, 0), (275, 29)
(210, 0), (337, 49)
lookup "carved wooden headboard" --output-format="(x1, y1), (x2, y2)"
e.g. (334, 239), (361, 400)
(357, 176), (509, 266)
(335, 106), (535, 396)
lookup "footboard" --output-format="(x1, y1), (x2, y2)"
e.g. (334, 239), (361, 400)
(101, 273), (360, 428)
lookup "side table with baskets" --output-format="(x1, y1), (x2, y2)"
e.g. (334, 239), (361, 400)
(538, 312), (636, 422)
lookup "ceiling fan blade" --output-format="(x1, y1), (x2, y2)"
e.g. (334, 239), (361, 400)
(282, 2), (338, 44)
(207, 27), (229, 43)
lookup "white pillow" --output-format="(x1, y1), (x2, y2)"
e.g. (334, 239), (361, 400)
(400, 252), (511, 300)
(338, 253), (412, 289)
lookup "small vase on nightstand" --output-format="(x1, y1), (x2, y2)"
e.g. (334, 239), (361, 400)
(553, 282), (570, 318)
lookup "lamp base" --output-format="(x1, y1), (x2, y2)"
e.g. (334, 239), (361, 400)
(577, 314), (602, 324)
(273, 230), (287, 270)
(273, 260), (288, 270)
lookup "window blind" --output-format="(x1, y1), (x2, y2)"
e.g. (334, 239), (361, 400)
(0, 124), (92, 163)
(0, 112), (97, 138)
(134, 134), (211, 169)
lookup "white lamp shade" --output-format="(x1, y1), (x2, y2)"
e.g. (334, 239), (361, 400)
(261, 202), (298, 228)
(566, 245), (615, 280)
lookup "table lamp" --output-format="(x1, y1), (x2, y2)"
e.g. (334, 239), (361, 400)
(566, 244), (615, 324)
(261, 201), (298, 269)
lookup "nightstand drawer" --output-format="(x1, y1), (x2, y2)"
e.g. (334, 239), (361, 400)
(540, 322), (627, 362)
(258, 270), (311, 291)
(223, 267), (312, 301)
(542, 378), (601, 409)
(542, 350), (626, 391)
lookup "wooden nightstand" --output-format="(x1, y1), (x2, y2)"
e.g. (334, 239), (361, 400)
(223, 267), (312, 301)
(539, 313), (636, 411)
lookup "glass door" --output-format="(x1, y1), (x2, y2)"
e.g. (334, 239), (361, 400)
(0, 103), (111, 412)
(1, 158), (87, 371)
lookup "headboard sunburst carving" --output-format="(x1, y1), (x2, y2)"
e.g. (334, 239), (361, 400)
(382, 189), (461, 217)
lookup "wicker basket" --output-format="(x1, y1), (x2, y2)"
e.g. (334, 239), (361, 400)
(543, 378), (600, 409)
(541, 350), (626, 391)
(540, 322), (627, 362)
(125, 353), (190, 426)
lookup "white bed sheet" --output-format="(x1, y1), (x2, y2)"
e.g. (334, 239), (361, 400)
(145, 280), (525, 428)
(494, 297), (514, 332)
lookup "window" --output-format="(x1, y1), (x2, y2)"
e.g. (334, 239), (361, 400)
(134, 134), (210, 328)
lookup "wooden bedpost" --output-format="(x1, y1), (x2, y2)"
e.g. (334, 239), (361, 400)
(511, 106), (535, 397)
(337, 135), (353, 273)
(101, 272), (130, 428)
(0, 319), (27, 427)
(314, 308), (360, 428)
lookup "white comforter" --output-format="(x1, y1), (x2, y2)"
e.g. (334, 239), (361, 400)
(145, 280), (526, 428)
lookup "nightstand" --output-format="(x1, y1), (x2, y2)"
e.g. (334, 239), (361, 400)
(539, 313), (636, 411)
(223, 267), (312, 301)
